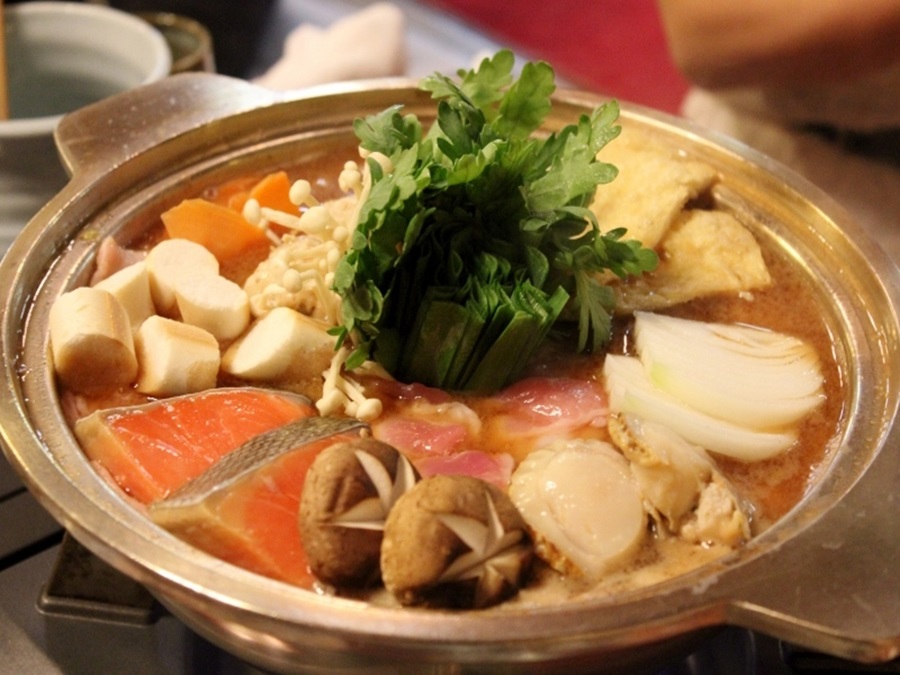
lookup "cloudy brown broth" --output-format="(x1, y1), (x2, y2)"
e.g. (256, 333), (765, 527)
(650, 249), (843, 527)
(57, 141), (845, 607)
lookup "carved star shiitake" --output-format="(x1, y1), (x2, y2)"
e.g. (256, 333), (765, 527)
(329, 446), (418, 530)
(299, 439), (420, 586)
(380, 474), (534, 609)
(435, 492), (532, 608)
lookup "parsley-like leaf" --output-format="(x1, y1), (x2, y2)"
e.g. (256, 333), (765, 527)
(333, 49), (658, 391)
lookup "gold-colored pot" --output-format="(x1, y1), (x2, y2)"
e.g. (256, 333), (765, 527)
(1, 74), (898, 673)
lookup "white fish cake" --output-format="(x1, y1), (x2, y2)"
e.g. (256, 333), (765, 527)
(612, 209), (772, 313)
(590, 132), (718, 248)
(135, 315), (220, 396)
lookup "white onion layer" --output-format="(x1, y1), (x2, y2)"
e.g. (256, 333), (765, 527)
(604, 354), (798, 462)
(633, 311), (824, 431)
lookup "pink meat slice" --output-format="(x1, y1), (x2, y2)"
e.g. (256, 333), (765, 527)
(415, 450), (515, 489)
(477, 377), (609, 459)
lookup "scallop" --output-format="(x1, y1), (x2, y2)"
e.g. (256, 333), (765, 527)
(608, 412), (752, 546)
(509, 439), (647, 579)
(608, 412), (713, 531)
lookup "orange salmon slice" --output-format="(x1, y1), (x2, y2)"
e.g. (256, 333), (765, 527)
(74, 388), (316, 504)
(150, 430), (362, 589)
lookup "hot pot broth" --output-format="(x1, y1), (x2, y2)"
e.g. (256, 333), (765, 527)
(48, 62), (844, 608)
(52, 145), (843, 607)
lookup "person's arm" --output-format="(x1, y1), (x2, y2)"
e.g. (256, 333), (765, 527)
(657, 0), (900, 89)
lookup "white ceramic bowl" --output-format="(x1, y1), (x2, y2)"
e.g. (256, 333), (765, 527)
(1, 1), (171, 244)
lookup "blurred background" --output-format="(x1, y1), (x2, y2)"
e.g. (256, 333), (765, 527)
(423, 0), (690, 113)
(5, 0), (689, 111)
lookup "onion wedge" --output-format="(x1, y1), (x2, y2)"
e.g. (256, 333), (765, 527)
(633, 312), (824, 431)
(603, 312), (825, 461)
(603, 355), (798, 462)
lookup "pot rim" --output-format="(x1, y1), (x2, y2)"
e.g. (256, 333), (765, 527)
(1, 74), (898, 668)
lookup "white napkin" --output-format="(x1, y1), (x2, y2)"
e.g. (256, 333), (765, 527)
(253, 3), (407, 90)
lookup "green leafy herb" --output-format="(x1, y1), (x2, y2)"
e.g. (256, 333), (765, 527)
(333, 50), (658, 391)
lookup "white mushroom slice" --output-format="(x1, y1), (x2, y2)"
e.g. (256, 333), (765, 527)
(222, 307), (334, 380)
(48, 286), (138, 393)
(174, 274), (250, 342)
(146, 238), (219, 315)
(135, 315), (220, 396)
(509, 440), (646, 579)
(93, 261), (155, 329)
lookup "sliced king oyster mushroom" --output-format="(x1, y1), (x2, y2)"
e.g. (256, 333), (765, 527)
(608, 412), (752, 546)
(381, 474), (533, 609)
(509, 439), (647, 580)
(300, 438), (418, 586)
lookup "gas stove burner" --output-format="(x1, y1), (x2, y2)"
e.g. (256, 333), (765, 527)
(38, 535), (158, 626)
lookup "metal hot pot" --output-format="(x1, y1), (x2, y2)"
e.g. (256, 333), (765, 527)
(1, 74), (898, 673)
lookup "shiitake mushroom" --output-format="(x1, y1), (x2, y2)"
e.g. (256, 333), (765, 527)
(381, 474), (534, 609)
(299, 438), (418, 587)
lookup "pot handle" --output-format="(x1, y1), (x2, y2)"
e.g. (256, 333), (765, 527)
(53, 73), (283, 183)
(722, 433), (900, 664)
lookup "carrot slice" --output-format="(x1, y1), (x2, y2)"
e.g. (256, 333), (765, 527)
(249, 171), (297, 215)
(227, 191), (251, 213)
(160, 198), (270, 263)
(203, 175), (259, 208)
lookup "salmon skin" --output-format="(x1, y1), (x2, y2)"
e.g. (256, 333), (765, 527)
(160, 416), (369, 507)
(150, 416), (369, 588)
(74, 387), (317, 504)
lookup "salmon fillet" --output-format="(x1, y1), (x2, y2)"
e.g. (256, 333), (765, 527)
(150, 417), (368, 588)
(74, 387), (316, 504)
